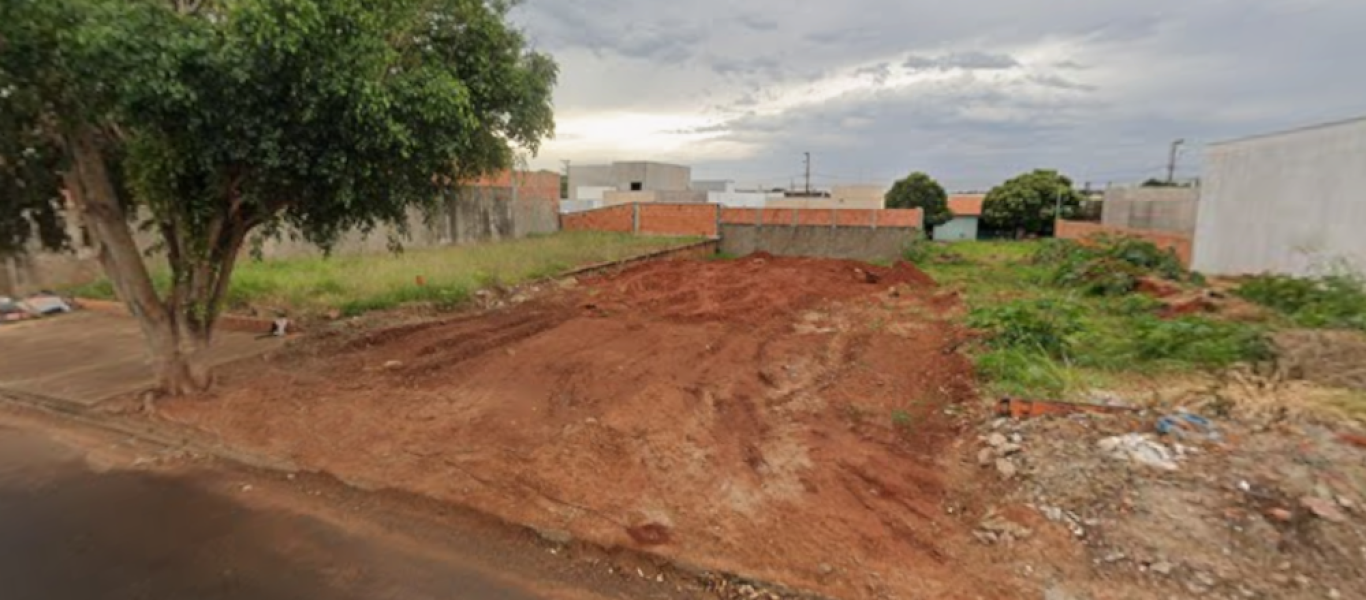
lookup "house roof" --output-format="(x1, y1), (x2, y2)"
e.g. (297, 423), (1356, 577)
(947, 194), (985, 217)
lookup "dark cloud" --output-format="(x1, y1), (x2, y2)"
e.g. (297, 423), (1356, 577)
(1028, 74), (1096, 92)
(737, 14), (779, 31)
(904, 51), (1020, 71)
(517, 0), (1366, 189)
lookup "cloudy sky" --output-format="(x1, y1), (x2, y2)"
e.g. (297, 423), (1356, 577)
(512, 0), (1364, 191)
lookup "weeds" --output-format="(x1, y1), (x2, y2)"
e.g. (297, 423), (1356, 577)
(1034, 236), (1198, 296)
(1236, 273), (1366, 331)
(966, 298), (1084, 358)
(65, 232), (690, 316)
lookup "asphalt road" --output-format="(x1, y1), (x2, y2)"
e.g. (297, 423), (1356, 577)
(0, 424), (551, 600)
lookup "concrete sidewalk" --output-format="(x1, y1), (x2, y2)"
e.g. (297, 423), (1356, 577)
(0, 312), (281, 407)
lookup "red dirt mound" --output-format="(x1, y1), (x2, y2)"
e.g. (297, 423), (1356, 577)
(164, 256), (1019, 599)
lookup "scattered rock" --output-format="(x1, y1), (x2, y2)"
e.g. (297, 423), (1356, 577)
(536, 528), (574, 545)
(558, 277), (580, 290)
(1266, 507), (1294, 522)
(987, 433), (1008, 448)
(818, 563), (835, 576)
(1150, 561), (1173, 576)
(995, 458), (1018, 479)
(977, 447), (995, 466)
(1300, 496), (1347, 523)
(996, 443), (1023, 456)
(1097, 434), (1179, 471)
(383, 360), (403, 370)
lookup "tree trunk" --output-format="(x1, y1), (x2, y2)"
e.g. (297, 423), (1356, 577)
(65, 129), (205, 396)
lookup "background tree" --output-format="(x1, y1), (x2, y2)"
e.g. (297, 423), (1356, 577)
(0, 0), (556, 394)
(884, 172), (951, 227)
(981, 170), (1084, 238)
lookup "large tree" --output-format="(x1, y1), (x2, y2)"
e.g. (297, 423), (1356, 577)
(884, 171), (951, 227)
(981, 169), (1084, 238)
(0, 0), (556, 394)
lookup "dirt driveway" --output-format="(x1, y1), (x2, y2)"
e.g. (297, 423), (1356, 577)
(159, 255), (1023, 599)
(0, 312), (279, 406)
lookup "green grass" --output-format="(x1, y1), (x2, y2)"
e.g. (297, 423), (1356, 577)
(921, 241), (1273, 399)
(69, 232), (696, 315)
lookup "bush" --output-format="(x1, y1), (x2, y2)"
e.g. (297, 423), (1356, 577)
(1033, 236), (1193, 296)
(967, 298), (1084, 358)
(1236, 274), (1366, 331)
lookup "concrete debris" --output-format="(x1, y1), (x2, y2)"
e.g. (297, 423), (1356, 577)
(1300, 496), (1348, 523)
(977, 447), (995, 466)
(1149, 561), (1174, 576)
(995, 457), (1018, 479)
(996, 442), (1023, 456)
(1097, 433), (1179, 471)
(986, 432), (1008, 448)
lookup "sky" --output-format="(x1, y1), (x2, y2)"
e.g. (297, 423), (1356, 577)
(511, 0), (1366, 192)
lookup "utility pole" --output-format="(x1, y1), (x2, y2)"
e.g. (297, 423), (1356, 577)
(1166, 139), (1185, 184)
(803, 152), (811, 195)
(560, 159), (571, 200)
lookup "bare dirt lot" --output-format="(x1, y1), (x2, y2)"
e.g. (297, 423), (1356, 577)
(157, 255), (1027, 599)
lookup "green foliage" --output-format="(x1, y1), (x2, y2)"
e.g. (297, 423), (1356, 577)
(974, 348), (1092, 398)
(981, 170), (1085, 237)
(1126, 317), (1271, 367)
(1236, 274), (1366, 331)
(1032, 236), (1191, 296)
(2, 0), (558, 350)
(885, 172), (951, 227)
(67, 232), (684, 316)
(967, 298), (1084, 358)
(891, 410), (913, 429)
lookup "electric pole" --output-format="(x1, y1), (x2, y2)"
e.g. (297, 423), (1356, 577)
(1166, 139), (1185, 184)
(560, 159), (571, 200)
(803, 152), (811, 195)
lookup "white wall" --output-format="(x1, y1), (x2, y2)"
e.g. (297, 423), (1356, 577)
(707, 191), (771, 207)
(1194, 117), (1366, 276)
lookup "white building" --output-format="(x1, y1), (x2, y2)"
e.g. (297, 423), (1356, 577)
(1193, 116), (1366, 276)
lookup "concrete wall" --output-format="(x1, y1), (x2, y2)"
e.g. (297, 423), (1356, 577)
(690, 180), (734, 193)
(1102, 187), (1199, 233)
(3, 171), (560, 294)
(935, 216), (979, 241)
(719, 224), (914, 260)
(1194, 117), (1366, 276)
(601, 190), (708, 206)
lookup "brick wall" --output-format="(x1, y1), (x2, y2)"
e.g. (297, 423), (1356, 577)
(564, 203), (924, 238)
(1055, 220), (1193, 267)
(561, 204), (635, 233)
(719, 207), (922, 228)
(637, 203), (719, 237)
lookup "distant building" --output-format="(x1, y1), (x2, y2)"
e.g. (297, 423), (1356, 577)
(767, 185), (885, 209)
(1194, 116), (1366, 276)
(936, 194), (985, 241)
(567, 161), (691, 200)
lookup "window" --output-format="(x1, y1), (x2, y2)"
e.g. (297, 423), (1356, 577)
(630, 182), (643, 191)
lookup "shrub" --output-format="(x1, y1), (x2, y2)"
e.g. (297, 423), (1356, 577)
(1033, 236), (1192, 296)
(1236, 274), (1366, 331)
(967, 298), (1084, 358)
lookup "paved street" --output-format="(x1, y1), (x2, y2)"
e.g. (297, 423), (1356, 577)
(0, 420), (585, 600)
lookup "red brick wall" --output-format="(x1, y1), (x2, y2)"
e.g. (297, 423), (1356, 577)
(1055, 220), (1193, 267)
(718, 207), (922, 228)
(637, 204), (719, 237)
(562, 204), (634, 233)
(566, 204), (924, 237)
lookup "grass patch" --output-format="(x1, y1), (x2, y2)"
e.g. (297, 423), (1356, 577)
(1236, 273), (1366, 331)
(931, 240), (1273, 399)
(70, 232), (695, 315)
